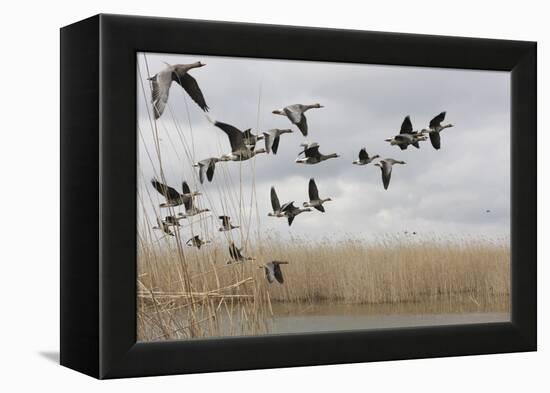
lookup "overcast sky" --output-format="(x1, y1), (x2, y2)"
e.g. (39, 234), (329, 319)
(137, 52), (510, 243)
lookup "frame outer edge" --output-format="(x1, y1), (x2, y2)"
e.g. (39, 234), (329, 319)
(60, 15), (101, 378)
(83, 14), (537, 379)
(510, 42), (537, 349)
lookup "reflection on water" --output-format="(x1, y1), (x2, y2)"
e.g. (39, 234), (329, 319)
(267, 299), (509, 335)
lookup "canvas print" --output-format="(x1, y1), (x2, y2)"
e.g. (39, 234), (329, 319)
(136, 52), (510, 342)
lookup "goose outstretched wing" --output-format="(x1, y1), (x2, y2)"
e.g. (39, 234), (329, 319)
(206, 160), (216, 182)
(214, 121), (246, 152)
(150, 71), (172, 119)
(151, 179), (180, 200)
(308, 178), (319, 201)
(400, 116), (413, 134)
(270, 187), (281, 212)
(380, 162), (392, 190)
(358, 148), (368, 161)
(173, 70), (209, 112)
(429, 112), (446, 129)
(284, 106), (308, 136)
(429, 131), (441, 149)
(304, 144), (320, 159)
(273, 263), (285, 284)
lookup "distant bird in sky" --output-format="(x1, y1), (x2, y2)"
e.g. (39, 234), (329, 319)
(421, 111), (454, 150)
(218, 215), (239, 231)
(353, 148), (379, 165)
(385, 116), (427, 150)
(263, 128), (293, 154)
(303, 178), (332, 213)
(211, 120), (267, 161)
(486, 209), (491, 213)
(186, 235), (211, 249)
(148, 61), (209, 118)
(177, 188), (209, 218)
(259, 261), (289, 284)
(226, 242), (255, 264)
(295, 142), (339, 164)
(272, 103), (324, 136)
(374, 158), (406, 190)
(152, 218), (174, 237)
(281, 202), (311, 226)
(151, 179), (200, 208)
(268, 187), (288, 218)
(163, 215), (183, 227)
(193, 157), (220, 184)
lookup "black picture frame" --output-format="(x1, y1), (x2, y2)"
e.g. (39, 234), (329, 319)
(60, 14), (537, 379)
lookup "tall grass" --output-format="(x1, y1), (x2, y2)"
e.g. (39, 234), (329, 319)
(137, 235), (509, 341)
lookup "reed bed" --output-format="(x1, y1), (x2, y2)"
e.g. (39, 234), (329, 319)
(137, 234), (510, 341)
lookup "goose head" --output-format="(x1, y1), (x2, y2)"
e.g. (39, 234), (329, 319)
(295, 157), (308, 164)
(312, 103), (324, 108)
(192, 61), (206, 68)
(279, 128), (293, 135)
(272, 109), (285, 115)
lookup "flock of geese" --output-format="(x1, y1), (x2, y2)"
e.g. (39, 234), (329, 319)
(146, 61), (455, 284)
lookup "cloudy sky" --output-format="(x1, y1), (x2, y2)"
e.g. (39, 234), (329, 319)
(137, 52), (510, 243)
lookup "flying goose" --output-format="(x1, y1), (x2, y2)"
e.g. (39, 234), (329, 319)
(177, 194), (210, 218)
(263, 128), (293, 154)
(272, 103), (323, 136)
(193, 157), (220, 184)
(259, 261), (289, 284)
(163, 215), (183, 227)
(421, 112), (454, 150)
(148, 62), (208, 119)
(226, 242), (255, 264)
(152, 218), (174, 237)
(353, 148), (379, 165)
(211, 120), (267, 161)
(385, 116), (427, 150)
(218, 215), (239, 231)
(267, 186), (287, 218)
(151, 179), (200, 208)
(186, 235), (211, 249)
(374, 159), (406, 190)
(282, 202), (311, 226)
(295, 142), (339, 164)
(303, 178), (332, 213)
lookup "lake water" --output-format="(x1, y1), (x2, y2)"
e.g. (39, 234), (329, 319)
(265, 300), (509, 335)
(142, 297), (510, 340)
